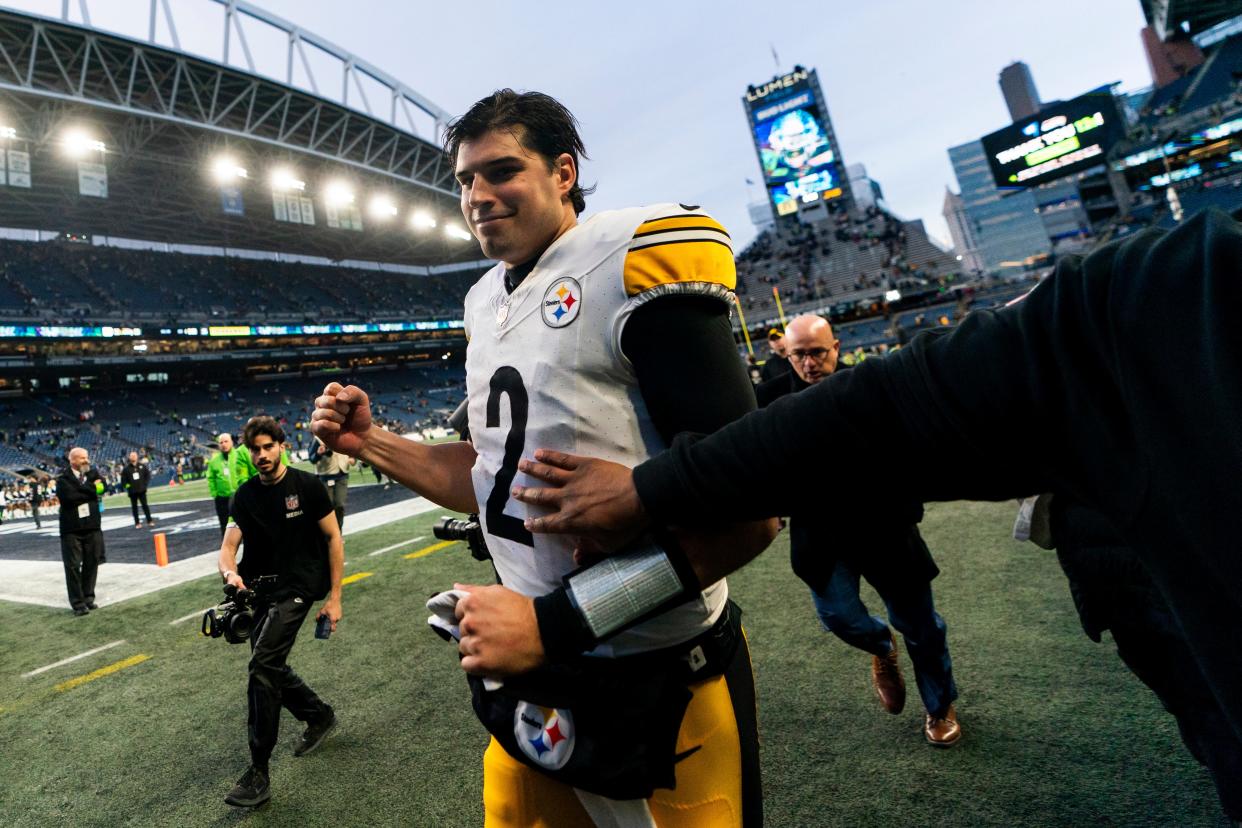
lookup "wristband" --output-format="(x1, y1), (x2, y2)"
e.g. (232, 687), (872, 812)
(532, 588), (595, 661)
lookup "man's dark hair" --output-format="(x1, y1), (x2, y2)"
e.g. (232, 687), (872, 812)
(242, 416), (285, 450)
(443, 89), (593, 215)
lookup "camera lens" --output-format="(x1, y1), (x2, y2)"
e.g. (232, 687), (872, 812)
(226, 609), (255, 642)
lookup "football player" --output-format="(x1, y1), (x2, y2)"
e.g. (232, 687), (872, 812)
(311, 89), (776, 826)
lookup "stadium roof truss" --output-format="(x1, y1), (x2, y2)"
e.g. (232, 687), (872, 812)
(0, 5), (458, 196)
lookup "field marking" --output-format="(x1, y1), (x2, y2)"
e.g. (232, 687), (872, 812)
(170, 607), (213, 626)
(368, 535), (425, 557)
(341, 572), (374, 585)
(22, 640), (127, 678)
(403, 540), (457, 560)
(54, 654), (151, 693)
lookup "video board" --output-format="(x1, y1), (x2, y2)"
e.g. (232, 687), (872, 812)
(981, 89), (1122, 188)
(747, 69), (844, 215)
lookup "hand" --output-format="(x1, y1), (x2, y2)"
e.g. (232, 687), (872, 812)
(225, 572), (246, 591)
(453, 583), (544, 676)
(317, 597), (342, 632)
(310, 383), (373, 457)
(510, 450), (649, 551)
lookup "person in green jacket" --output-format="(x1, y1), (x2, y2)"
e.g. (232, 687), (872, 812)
(205, 433), (256, 535)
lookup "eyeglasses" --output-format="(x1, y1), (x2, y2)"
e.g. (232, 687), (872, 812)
(789, 347), (832, 362)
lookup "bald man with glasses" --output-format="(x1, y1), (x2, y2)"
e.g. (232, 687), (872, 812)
(755, 314), (962, 746)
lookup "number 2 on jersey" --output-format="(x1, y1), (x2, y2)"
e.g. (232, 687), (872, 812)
(485, 366), (534, 546)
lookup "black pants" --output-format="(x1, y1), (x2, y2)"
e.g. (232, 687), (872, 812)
(247, 596), (332, 769)
(214, 496), (232, 535)
(61, 530), (104, 611)
(129, 492), (152, 524)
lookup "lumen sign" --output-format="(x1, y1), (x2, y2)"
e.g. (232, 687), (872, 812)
(980, 89), (1122, 188)
(746, 69), (811, 102)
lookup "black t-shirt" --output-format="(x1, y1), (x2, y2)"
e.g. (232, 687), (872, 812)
(231, 467), (334, 600)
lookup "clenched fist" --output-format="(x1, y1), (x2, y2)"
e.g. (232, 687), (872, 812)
(310, 382), (374, 458)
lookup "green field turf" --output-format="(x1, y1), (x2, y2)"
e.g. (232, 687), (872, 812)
(0, 500), (1227, 826)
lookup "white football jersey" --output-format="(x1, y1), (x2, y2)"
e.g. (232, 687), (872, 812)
(463, 203), (737, 656)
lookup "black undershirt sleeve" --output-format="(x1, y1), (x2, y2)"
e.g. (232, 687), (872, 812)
(535, 294), (755, 658)
(620, 294), (756, 444)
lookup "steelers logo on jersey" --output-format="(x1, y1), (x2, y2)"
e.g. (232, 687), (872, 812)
(542, 277), (582, 328)
(514, 702), (575, 769)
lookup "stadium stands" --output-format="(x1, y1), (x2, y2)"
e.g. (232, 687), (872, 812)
(0, 239), (482, 326)
(735, 204), (962, 322)
(0, 363), (466, 482)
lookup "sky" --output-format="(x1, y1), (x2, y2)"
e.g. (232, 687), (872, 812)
(6, 0), (1155, 251)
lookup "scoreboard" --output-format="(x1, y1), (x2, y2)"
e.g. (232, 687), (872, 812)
(744, 67), (849, 216)
(981, 88), (1123, 188)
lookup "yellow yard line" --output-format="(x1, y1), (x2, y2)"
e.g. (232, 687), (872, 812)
(341, 572), (374, 586)
(54, 654), (151, 693)
(403, 540), (456, 559)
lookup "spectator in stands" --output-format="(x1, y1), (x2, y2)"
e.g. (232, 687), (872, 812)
(310, 436), (354, 531)
(759, 327), (791, 383)
(206, 433), (254, 535)
(757, 314), (961, 745)
(122, 451), (154, 529)
(56, 447), (106, 616)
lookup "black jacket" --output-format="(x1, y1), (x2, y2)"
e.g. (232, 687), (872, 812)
(759, 354), (791, 383)
(754, 362), (936, 593)
(57, 467), (103, 534)
(634, 208), (1242, 744)
(122, 462), (150, 495)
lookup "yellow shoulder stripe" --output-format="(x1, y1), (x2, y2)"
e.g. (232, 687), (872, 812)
(624, 238), (737, 297)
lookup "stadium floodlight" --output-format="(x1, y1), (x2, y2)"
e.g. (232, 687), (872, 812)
(62, 128), (105, 158)
(369, 195), (399, 220)
(410, 211), (437, 230)
(324, 181), (355, 207)
(0, 127), (15, 140)
(444, 223), (473, 241)
(270, 168), (305, 191)
(211, 156), (248, 183)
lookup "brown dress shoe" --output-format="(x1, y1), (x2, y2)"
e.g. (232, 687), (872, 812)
(871, 632), (906, 714)
(924, 704), (962, 747)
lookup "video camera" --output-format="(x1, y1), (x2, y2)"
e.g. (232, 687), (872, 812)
(201, 574), (278, 644)
(433, 514), (491, 563)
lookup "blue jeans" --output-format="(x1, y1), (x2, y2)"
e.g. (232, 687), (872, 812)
(811, 560), (957, 716)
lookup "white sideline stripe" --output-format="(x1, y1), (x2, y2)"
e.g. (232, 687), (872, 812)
(170, 608), (213, 626)
(0, 496), (440, 610)
(368, 536), (425, 557)
(22, 639), (126, 678)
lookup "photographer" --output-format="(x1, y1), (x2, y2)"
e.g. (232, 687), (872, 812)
(216, 416), (343, 809)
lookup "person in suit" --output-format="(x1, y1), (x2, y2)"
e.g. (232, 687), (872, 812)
(122, 451), (154, 528)
(56, 447), (106, 616)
